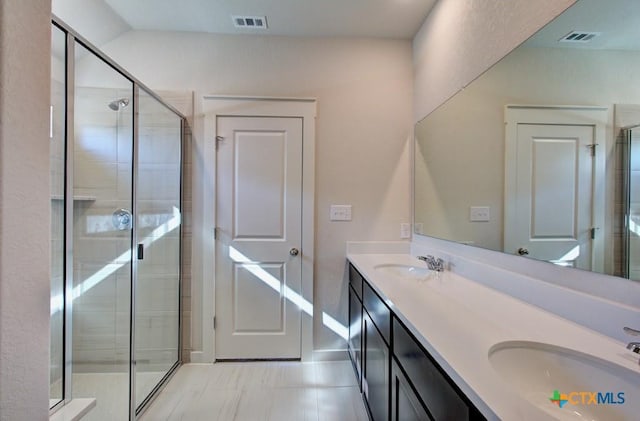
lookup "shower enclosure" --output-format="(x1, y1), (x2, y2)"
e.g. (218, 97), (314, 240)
(50, 19), (183, 420)
(619, 126), (640, 281)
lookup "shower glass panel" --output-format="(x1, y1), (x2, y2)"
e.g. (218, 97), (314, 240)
(72, 40), (134, 421)
(134, 89), (182, 411)
(625, 127), (640, 280)
(50, 18), (184, 419)
(50, 24), (66, 409)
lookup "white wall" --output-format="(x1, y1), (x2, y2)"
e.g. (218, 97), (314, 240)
(413, 0), (575, 121)
(98, 31), (414, 352)
(0, 1), (51, 420)
(52, 0), (131, 47)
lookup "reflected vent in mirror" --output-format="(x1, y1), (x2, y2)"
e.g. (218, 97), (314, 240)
(232, 15), (268, 29)
(559, 31), (600, 43)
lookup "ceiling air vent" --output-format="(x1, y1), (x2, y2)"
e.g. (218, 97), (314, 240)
(559, 31), (600, 43)
(232, 15), (268, 29)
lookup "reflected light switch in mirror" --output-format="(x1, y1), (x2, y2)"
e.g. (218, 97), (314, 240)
(470, 206), (490, 222)
(330, 205), (352, 221)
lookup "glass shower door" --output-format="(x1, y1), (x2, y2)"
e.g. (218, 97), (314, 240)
(134, 89), (182, 411)
(72, 41), (134, 421)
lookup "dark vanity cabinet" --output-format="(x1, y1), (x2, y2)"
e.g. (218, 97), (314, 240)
(362, 272), (393, 421)
(350, 264), (390, 421)
(348, 263), (486, 421)
(348, 265), (363, 386)
(392, 318), (485, 421)
(391, 359), (431, 421)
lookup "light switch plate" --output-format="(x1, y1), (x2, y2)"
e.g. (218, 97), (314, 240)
(414, 222), (424, 234)
(400, 223), (411, 239)
(470, 206), (490, 222)
(330, 205), (352, 221)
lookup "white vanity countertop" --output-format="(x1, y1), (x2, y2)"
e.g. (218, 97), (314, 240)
(347, 253), (640, 421)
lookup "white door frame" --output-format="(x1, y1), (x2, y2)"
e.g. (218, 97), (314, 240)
(192, 95), (316, 363)
(504, 105), (610, 273)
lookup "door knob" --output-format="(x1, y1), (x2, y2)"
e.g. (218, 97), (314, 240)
(289, 248), (299, 256)
(517, 247), (529, 256)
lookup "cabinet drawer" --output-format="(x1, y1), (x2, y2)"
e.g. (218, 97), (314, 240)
(349, 263), (363, 300)
(363, 281), (391, 345)
(393, 318), (484, 421)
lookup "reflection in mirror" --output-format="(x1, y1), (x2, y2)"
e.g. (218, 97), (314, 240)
(414, 0), (640, 280)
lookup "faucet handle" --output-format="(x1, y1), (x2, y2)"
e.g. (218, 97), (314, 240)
(623, 326), (640, 336)
(627, 342), (640, 354)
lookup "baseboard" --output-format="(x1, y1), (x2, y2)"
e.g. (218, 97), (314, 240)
(311, 349), (349, 362)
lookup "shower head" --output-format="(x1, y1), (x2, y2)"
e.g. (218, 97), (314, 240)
(108, 98), (130, 111)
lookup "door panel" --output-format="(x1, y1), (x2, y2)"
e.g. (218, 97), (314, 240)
(233, 262), (285, 332)
(234, 132), (286, 238)
(509, 123), (594, 268)
(216, 116), (303, 360)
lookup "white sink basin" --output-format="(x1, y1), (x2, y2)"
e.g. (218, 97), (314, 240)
(489, 341), (640, 420)
(373, 264), (432, 281)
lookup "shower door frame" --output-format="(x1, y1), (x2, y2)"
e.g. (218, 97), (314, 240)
(52, 16), (185, 421)
(621, 126), (639, 280)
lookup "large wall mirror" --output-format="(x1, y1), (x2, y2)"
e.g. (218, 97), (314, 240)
(414, 0), (640, 281)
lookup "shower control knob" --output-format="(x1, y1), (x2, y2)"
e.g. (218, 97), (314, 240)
(517, 247), (529, 256)
(113, 208), (133, 231)
(289, 248), (299, 256)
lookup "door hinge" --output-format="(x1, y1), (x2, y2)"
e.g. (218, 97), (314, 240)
(590, 227), (599, 239)
(215, 135), (224, 150)
(214, 227), (218, 240)
(587, 143), (598, 157)
(213, 316), (216, 330)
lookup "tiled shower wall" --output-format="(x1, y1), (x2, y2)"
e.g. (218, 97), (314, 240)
(626, 133), (640, 280)
(614, 130), (627, 278)
(72, 86), (135, 371)
(159, 91), (194, 364)
(613, 105), (640, 281)
(71, 88), (191, 371)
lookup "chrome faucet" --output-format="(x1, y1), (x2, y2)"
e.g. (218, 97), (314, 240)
(417, 255), (445, 272)
(624, 326), (640, 363)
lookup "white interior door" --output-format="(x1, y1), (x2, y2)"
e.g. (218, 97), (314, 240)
(504, 106), (604, 270)
(215, 116), (303, 360)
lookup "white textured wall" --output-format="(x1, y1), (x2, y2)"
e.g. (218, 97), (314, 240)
(0, 1), (52, 420)
(98, 32), (413, 352)
(52, 0), (131, 47)
(413, 0), (575, 122)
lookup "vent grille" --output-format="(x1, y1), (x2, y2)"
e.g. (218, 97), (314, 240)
(559, 31), (600, 43)
(232, 15), (268, 29)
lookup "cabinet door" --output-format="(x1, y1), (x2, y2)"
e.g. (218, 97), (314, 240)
(348, 285), (363, 387)
(391, 359), (431, 421)
(363, 311), (390, 421)
(393, 318), (485, 421)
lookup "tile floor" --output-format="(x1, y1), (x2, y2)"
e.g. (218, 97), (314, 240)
(139, 360), (368, 421)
